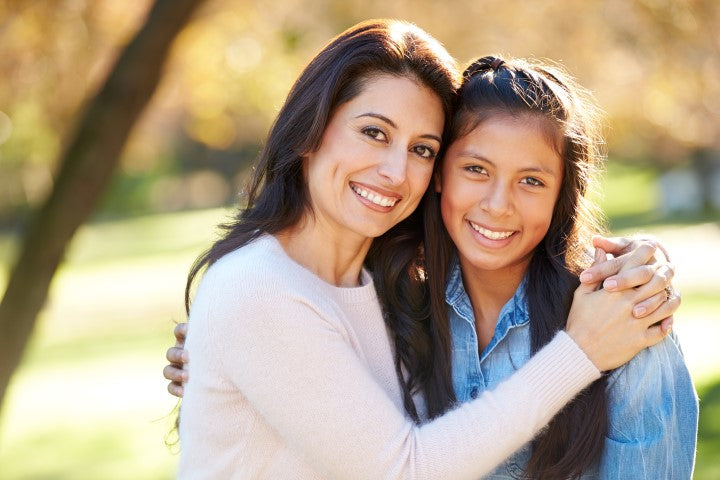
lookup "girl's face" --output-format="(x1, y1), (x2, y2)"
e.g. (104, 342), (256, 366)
(304, 74), (444, 242)
(438, 115), (563, 278)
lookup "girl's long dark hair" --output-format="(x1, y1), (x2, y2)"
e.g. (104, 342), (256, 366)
(422, 56), (609, 478)
(185, 19), (460, 421)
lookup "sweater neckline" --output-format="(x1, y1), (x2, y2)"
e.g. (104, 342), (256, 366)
(261, 233), (378, 305)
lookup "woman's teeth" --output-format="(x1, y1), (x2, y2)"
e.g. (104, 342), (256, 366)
(351, 184), (398, 207)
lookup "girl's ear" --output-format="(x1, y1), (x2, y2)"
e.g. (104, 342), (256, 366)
(434, 171), (442, 193)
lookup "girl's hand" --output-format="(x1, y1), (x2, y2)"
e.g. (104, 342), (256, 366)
(567, 245), (679, 372)
(164, 322), (188, 398)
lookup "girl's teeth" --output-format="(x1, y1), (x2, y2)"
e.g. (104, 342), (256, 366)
(470, 222), (513, 240)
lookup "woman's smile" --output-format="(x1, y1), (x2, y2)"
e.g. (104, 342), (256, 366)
(304, 73), (444, 241)
(349, 181), (401, 210)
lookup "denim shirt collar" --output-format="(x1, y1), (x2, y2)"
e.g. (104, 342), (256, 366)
(445, 256), (530, 356)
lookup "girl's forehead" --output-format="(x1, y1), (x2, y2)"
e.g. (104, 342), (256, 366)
(456, 112), (564, 153)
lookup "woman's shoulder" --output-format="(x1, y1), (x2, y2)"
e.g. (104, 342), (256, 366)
(200, 234), (296, 296)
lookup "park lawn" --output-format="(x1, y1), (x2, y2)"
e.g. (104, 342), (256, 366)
(0, 209), (233, 479)
(0, 161), (718, 478)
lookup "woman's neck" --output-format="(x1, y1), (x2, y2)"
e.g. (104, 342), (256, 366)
(459, 259), (528, 351)
(276, 216), (373, 287)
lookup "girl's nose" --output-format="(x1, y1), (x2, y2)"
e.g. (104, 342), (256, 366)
(480, 182), (514, 217)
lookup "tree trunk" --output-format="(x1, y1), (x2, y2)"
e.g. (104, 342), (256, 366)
(0, 0), (206, 417)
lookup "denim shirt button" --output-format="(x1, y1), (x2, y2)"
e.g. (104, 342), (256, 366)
(470, 387), (480, 399)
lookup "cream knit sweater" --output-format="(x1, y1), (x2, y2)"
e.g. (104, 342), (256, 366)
(178, 234), (600, 479)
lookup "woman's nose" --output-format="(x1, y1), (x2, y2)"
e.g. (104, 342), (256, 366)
(377, 149), (408, 186)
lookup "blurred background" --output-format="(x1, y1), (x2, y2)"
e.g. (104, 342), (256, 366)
(0, 0), (717, 478)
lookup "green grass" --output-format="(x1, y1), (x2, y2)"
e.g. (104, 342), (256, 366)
(0, 209), (236, 479)
(593, 161), (719, 230)
(696, 378), (720, 479)
(0, 326), (182, 479)
(595, 161), (660, 221)
(0, 163), (718, 477)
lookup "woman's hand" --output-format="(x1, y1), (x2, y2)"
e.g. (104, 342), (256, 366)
(579, 235), (680, 320)
(164, 322), (188, 398)
(567, 243), (680, 372)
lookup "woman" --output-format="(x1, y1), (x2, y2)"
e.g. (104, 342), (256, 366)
(174, 20), (678, 479)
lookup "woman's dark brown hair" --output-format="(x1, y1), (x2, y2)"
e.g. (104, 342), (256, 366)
(185, 19), (461, 421)
(421, 55), (608, 478)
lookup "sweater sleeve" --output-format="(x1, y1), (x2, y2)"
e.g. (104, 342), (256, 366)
(207, 276), (600, 480)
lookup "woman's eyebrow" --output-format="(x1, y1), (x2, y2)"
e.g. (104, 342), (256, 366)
(356, 112), (395, 127)
(356, 112), (442, 144)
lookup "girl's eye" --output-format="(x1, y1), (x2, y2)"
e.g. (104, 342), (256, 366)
(412, 144), (437, 159)
(362, 126), (387, 142)
(464, 165), (488, 175)
(521, 177), (545, 187)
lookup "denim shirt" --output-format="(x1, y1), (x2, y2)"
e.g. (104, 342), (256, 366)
(446, 259), (699, 479)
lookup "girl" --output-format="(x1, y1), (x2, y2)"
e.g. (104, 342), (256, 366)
(423, 56), (697, 478)
(172, 20), (680, 479)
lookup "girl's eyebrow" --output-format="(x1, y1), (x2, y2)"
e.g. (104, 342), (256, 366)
(356, 113), (442, 144)
(519, 166), (559, 177)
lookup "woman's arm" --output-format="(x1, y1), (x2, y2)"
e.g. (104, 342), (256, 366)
(178, 247), (676, 479)
(205, 291), (591, 478)
(164, 239), (680, 394)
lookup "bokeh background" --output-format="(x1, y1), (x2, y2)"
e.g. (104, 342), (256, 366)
(0, 0), (718, 478)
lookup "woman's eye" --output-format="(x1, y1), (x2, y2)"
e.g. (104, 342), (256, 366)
(521, 177), (545, 187)
(413, 145), (436, 159)
(362, 127), (387, 141)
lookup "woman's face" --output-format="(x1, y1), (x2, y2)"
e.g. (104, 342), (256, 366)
(304, 74), (444, 242)
(438, 115), (563, 278)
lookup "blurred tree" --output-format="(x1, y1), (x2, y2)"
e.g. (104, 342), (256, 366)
(1, 0), (717, 222)
(0, 0), (207, 417)
(0, 0), (158, 225)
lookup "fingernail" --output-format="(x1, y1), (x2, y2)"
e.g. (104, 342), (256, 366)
(580, 272), (593, 283)
(664, 318), (674, 332)
(633, 306), (647, 317)
(182, 371), (189, 381)
(604, 279), (617, 290)
(182, 351), (189, 362)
